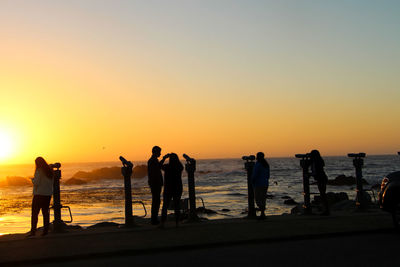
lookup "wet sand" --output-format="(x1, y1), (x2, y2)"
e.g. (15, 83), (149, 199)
(0, 209), (394, 266)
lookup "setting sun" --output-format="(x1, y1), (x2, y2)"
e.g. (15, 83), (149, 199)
(0, 130), (14, 161)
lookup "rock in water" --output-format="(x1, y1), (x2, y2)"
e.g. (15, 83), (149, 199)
(196, 207), (217, 214)
(284, 198), (298, 205)
(4, 176), (31, 186)
(313, 192), (349, 205)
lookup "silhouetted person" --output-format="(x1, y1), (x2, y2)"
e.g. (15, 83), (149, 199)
(28, 157), (53, 237)
(310, 150), (330, 215)
(160, 153), (183, 228)
(251, 152), (270, 220)
(147, 146), (168, 225)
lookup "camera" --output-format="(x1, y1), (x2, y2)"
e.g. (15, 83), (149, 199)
(49, 162), (61, 169)
(295, 153), (310, 159)
(347, 153), (366, 158)
(242, 155), (255, 161)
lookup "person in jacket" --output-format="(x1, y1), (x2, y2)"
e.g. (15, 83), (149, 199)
(310, 149), (330, 215)
(147, 146), (168, 225)
(160, 153), (184, 228)
(251, 152), (270, 220)
(28, 157), (54, 237)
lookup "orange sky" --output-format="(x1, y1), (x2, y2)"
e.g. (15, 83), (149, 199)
(0, 1), (399, 164)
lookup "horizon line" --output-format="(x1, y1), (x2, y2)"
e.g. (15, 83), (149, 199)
(1, 153), (399, 166)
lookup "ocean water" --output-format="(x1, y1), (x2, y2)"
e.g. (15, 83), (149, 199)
(0, 155), (399, 235)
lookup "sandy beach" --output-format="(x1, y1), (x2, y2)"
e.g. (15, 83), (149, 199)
(0, 209), (394, 266)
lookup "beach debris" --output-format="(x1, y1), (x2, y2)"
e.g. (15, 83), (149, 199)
(326, 175), (369, 186)
(64, 178), (87, 185)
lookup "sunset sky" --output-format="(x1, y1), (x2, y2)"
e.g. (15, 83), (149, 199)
(0, 0), (399, 164)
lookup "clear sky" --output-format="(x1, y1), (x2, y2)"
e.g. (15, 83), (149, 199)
(0, 0), (399, 164)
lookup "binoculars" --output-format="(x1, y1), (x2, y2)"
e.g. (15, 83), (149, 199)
(295, 153), (311, 159)
(242, 155), (255, 161)
(49, 162), (61, 169)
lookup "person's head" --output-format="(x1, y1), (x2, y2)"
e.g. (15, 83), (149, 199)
(152, 146), (161, 158)
(310, 149), (324, 166)
(310, 150), (321, 160)
(35, 157), (53, 179)
(256, 152), (265, 161)
(168, 153), (183, 168)
(256, 152), (269, 168)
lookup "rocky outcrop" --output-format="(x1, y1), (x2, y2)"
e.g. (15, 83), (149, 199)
(0, 176), (31, 187)
(64, 178), (87, 185)
(291, 192), (354, 215)
(72, 167), (121, 181)
(71, 164), (149, 181)
(133, 165), (147, 178)
(327, 175), (368, 186)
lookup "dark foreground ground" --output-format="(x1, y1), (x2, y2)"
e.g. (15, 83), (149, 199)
(0, 209), (397, 266)
(37, 231), (400, 267)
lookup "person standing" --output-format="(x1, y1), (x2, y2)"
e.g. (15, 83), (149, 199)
(28, 157), (54, 237)
(310, 149), (330, 216)
(147, 146), (168, 225)
(251, 152), (270, 220)
(160, 153), (184, 228)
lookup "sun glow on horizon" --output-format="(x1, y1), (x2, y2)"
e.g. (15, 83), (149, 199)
(0, 129), (15, 163)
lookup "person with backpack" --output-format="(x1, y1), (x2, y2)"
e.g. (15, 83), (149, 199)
(28, 157), (54, 237)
